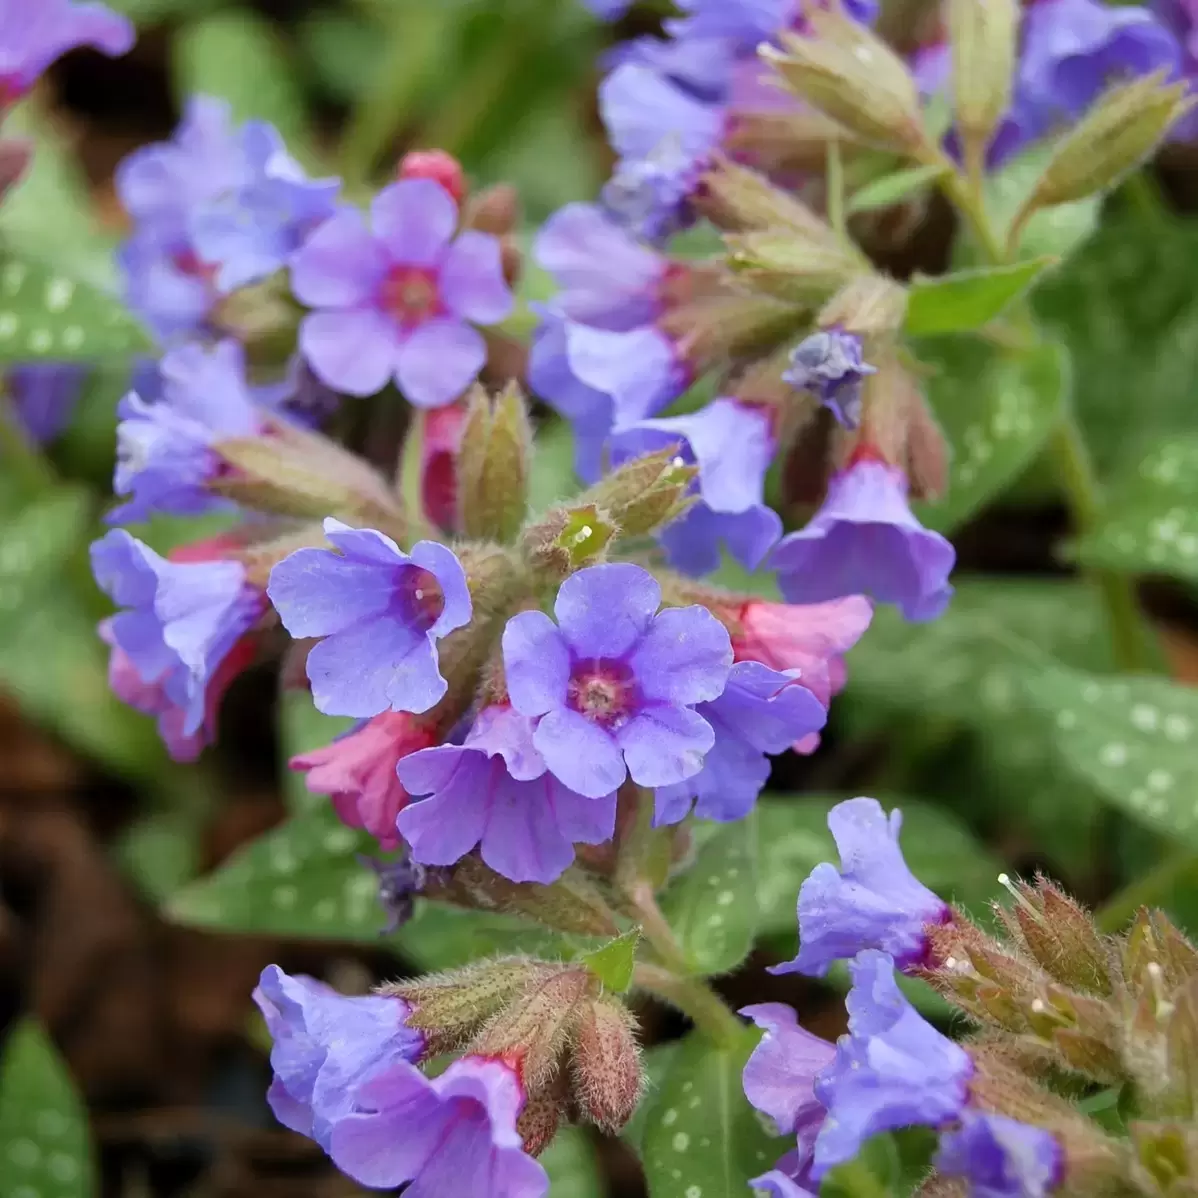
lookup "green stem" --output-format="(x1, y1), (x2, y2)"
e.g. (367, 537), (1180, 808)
(1095, 849), (1198, 933)
(633, 963), (742, 1048)
(1048, 412), (1149, 673)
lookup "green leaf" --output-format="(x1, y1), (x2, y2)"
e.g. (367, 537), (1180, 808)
(905, 257), (1056, 336)
(114, 812), (202, 903)
(167, 802), (387, 940)
(1035, 214), (1198, 476)
(847, 163), (948, 215)
(0, 1020), (92, 1198)
(660, 813), (758, 976)
(278, 690), (354, 812)
(917, 340), (1068, 533)
(641, 1030), (780, 1198)
(1024, 666), (1198, 846)
(174, 12), (320, 170)
(1072, 435), (1198, 583)
(0, 256), (148, 363)
(540, 1128), (603, 1198)
(582, 928), (640, 993)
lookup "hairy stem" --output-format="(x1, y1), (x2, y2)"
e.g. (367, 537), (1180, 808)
(633, 963), (742, 1048)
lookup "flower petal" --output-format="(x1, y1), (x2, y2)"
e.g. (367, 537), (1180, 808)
(502, 610), (571, 717)
(290, 207), (384, 307)
(533, 707), (626, 798)
(439, 230), (514, 324)
(300, 309), (400, 397)
(553, 562), (661, 659)
(267, 547), (395, 638)
(370, 178), (458, 267)
(617, 703), (713, 787)
(628, 606), (731, 705)
(394, 318), (486, 409)
(398, 750), (488, 866)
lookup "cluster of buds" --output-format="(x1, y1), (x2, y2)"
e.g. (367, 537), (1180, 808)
(254, 953), (641, 1193)
(746, 796), (1198, 1198)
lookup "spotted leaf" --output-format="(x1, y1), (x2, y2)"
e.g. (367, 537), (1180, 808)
(0, 1020), (92, 1198)
(905, 257), (1057, 337)
(1073, 435), (1198, 583)
(540, 1128), (603, 1198)
(917, 340), (1068, 533)
(661, 812), (758, 976)
(1024, 666), (1198, 845)
(0, 256), (148, 363)
(641, 1030), (781, 1198)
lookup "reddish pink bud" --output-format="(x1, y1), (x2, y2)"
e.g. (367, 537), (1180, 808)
(515, 1081), (565, 1157)
(419, 401), (469, 532)
(291, 711), (438, 848)
(571, 996), (642, 1134)
(167, 532), (254, 564)
(398, 149), (466, 205)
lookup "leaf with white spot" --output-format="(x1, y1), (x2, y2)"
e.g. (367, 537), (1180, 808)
(1024, 665), (1198, 845)
(917, 340), (1068, 533)
(641, 1030), (781, 1198)
(1073, 435), (1198, 583)
(166, 802), (387, 941)
(661, 812), (758, 976)
(0, 255), (148, 363)
(905, 257), (1057, 337)
(0, 1020), (93, 1198)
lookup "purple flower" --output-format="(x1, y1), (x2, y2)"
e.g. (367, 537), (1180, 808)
(7, 363), (85, 443)
(116, 97), (340, 336)
(111, 340), (264, 523)
(582, 0), (633, 17)
(936, 1111), (1063, 1198)
(90, 529), (264, 738)
(1155, 0), (1198, 139)
(534, 203), (666, 332)
(290, 178), (513, 405)
(599, 63), (724, 241)
(528, 307), (688, 481)
(608, 398), (783, 576)
(1020, 0), (1179, 122)
(610, 35), (740, 103)
(327, 1055), (548, 1196)
(741, 1002), (834, 1197)
(254, 965), (425, 1146)
(188, 121), (340, 293)
(0, 0), (133, 105)
(772, 797), (950, 978)
(770, 454), (955, 622)
(502, 563), (732, 799)
(267, 518), (472, 719)
(654, 661), (825, 825)
(669, 0), (878, 49)
(398, 704), (618, 885)
(811, 950), (973, 1179)
(784, 330), (876, 430)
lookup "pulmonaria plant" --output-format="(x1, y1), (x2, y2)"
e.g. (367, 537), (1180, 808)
(61, 0), (1198, 1191)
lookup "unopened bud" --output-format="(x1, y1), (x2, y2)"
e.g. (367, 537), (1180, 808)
(1165, 977), (1198, 1117)
(904, 387), (950, 501)
(464, 183), (520, 237)
(472, 969), (592, 1091)
(571, 996), (643, 1134)
(574, 446), (698, 540)
(214, 416), (404, 530)
(1131, 1121), (1198, 1193)
(1023, 73), (1193, 213)
(457, 382), (532, 544)
(210, 275), (303, 362)
(947, 0), (1019, 158)
(398, 149), (466, 205)
(762, 13), (927, 153)
(1126, 909), (1198, 994)
(521, 503), (618, 581)
(419, 401), (468, 533)
(817, 275), (909, 338)
(384, 958), (557, 1055)
(695, 155), (840, 237)
(727, 229), (864, 304)
(516, 1077), (566, 1157)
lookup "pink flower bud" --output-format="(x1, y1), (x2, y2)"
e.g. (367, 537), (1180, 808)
(397, 149), (466, 205)
(571, 996), (643, 1134)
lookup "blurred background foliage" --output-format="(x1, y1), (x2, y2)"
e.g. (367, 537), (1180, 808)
(5, 1), (1198, 1196)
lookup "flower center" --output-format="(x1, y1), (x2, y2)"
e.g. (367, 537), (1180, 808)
(568, 660), (637, 728)
(0, 77), (27, 109)
(171, 247), (218, 285)
(379, 266), (441, 327)
(394, 566), (445, 633)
